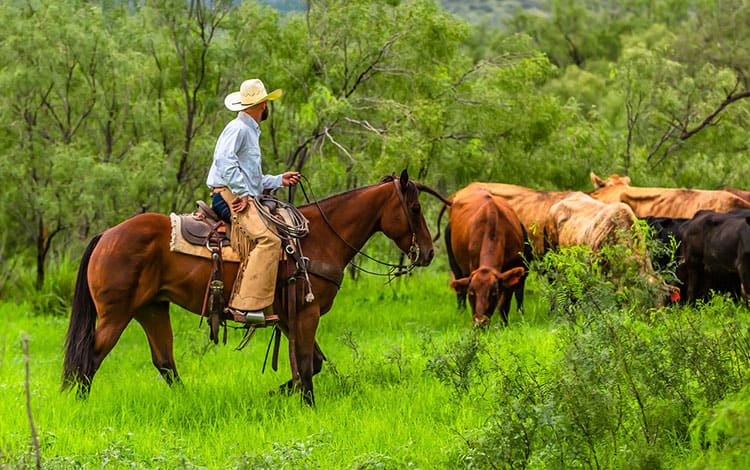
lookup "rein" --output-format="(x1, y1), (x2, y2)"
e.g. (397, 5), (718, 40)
(298, 175), (421, 278)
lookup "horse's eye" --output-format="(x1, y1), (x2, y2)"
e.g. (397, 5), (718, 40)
(411, 204), (421, 214)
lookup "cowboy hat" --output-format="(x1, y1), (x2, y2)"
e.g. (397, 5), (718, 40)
(224, 78), (282, 112)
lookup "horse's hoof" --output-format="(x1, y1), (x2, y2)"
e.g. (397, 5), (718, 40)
(270, 383), (293, 397)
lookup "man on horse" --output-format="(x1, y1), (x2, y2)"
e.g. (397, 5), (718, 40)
(206, 78), (301, 325)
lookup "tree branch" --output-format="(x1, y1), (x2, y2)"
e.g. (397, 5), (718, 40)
(679, 88), (750, 140)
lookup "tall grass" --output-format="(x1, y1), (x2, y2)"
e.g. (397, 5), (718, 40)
(0, 268), (533, 469)
(2, 255), (750, 468)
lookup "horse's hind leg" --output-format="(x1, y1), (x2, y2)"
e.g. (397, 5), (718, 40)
(134, 302), (179, 385)
(87, 312), (134, 394)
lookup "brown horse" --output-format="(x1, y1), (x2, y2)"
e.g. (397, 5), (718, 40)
(63, 170), (441, 405)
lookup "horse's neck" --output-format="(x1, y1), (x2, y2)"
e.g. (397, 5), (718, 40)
(302, 184), (388, 264)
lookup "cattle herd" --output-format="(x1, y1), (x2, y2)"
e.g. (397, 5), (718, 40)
(440, 172), (750, 326)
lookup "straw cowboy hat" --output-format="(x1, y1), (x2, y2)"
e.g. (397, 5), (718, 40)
(224, 78), (282, 112)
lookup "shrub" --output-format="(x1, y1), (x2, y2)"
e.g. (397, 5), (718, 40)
(443, 246), (750, 468)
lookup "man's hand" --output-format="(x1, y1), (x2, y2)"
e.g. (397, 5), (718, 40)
(230, 196), (249, 213)
(282, 171), (302, 186)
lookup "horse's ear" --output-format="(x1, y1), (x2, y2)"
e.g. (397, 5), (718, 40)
(400, 169), (409, 186)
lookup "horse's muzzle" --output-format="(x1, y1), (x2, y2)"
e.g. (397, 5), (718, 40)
(417, 247), (434, 266)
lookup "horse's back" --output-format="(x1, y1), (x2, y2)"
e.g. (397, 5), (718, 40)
(101, 212), (172, 242)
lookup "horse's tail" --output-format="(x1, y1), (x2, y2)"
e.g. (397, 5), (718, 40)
(434, 202), (450, 242)
(62, 234), (102, 394)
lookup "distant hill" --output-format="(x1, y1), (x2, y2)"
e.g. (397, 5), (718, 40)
(440, 0), (547, 26)
(258, 0), (305, 13)
(257, 0), (546, 26)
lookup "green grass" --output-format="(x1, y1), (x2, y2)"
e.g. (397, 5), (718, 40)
(0, 269), (552, 469)
(4, 266), (750, 468)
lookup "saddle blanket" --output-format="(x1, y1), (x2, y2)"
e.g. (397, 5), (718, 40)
(169, 213), (241, 262)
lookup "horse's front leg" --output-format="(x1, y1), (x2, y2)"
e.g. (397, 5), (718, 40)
(287, 305), (321, 406)
(278, 340), (326, 393)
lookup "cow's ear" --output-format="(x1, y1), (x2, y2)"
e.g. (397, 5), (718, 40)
(590, 172), (603, 188)
(499, 267), (525, 287)
(400, 169), (409, 187)
(450, 277), (470, 294)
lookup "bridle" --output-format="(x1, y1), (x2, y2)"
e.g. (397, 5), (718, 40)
(299, 175), (423, 278)
(392, 177), (421, 265)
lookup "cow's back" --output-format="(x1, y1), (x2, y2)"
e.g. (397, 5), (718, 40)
(725, 189), (750, 203)
(458, 182), (572, 254)
(621, 188), (750, 218)
(449, 188), (524, 273)
(547, 192), (638, 251)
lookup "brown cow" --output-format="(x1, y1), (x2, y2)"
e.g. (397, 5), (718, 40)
(589, 172), (750, 218)
(452, 182), (574, 255)
(447, 188), (526, 327)
(545, 192), (680, 305)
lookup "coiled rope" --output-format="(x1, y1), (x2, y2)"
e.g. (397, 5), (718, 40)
(253, 194), (309, 241)
(253, 194), (315, 302)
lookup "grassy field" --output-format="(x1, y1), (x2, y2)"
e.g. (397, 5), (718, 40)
(0, 267), (556, 469)
(3, 261), (750, 469)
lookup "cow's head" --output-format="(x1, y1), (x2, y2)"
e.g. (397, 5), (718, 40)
(450, 266), (525, 328)
(642, 273), (682, 306)
(590, 172), (631, 189)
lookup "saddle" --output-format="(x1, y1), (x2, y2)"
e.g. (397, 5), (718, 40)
(178, 200), (231, 246)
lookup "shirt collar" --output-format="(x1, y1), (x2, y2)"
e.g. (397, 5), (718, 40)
(237, 112), (260, 132)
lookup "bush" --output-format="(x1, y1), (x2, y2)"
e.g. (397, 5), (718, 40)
(437, 247), (750, 468)
(10, 251), (77, 316)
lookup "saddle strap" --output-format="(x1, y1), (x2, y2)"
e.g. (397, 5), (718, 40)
(199, 228), (227, 345)
(285, 260), (299, 380)
(307, 260), (344, 289)
(271, 324), (282, 372)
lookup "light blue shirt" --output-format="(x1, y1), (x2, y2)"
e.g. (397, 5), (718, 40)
(206, 112), (283, 197)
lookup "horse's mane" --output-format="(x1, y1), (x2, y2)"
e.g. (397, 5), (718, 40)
(298, 175), (401, 210)
(297, 174), (450, 212)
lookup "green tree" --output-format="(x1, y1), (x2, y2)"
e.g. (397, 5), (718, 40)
(0, 2), (119, 289)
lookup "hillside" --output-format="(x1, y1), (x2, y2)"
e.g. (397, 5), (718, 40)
(258, 0), (546, 25)
(441, 0), (547, 25)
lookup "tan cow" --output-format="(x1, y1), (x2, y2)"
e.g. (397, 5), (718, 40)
(725, 188), (750, 203)
(589, 172), (750, 218)
(545, 192), (680, 305)
(452, 182), (574, 255)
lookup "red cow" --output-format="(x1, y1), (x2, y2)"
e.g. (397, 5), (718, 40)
(446, 188), (526, 327)
(453, 182), (574, 256)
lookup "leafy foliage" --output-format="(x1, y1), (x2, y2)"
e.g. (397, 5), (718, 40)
(425, 254), (750, 468)
(3, 0), (749, 293)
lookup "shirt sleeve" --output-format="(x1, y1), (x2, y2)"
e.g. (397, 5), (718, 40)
(262, 174), (284, 190)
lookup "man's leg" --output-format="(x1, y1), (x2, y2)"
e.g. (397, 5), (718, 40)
(222, 193), (281, 323)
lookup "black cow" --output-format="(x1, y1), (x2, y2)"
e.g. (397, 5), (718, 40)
(643, 216), (689, 272)
(678, 210), (750, 302)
